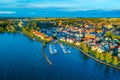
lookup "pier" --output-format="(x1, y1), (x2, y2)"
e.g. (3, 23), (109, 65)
(42, 44), (52, 65)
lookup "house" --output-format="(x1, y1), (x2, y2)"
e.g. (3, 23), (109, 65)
(104, 44), (110, 51)
(91, 44), (103, 52)
(32, 30), (53, 41)
(58, 20), (62, 26)
(118, 53), (120, 58)
(18, 21), (23, 27)
(110, 43), (117, 49)
(84, 24), (89, 28)
(46, 37), (53, 41)
(60, 37), (66, 41)
(63, 30), (67, 33)
(33, 30), (46, 39)
(91, 46), (98, 51)
(96, 44), (102, 47)
(86, 29), (94, 34)
(96, 30), (103, 34)
(97, 47), (105, 53)
(75, 33), (79, 37)
(69, 26), (74, 30)
(118, 46), (120, 53)
(85, 34), (96, 39)
(72, 28), (79, 32)
(82, 38), (90, 42)
(79, 29), (83, 33)
(110, 43), (115, 49)
(90, 42), (96, 46)
(76, 42), (80, 45)
(96, 37), (101, 42)
(41, 29), (46, 32)
(58, 28), (63, 31)
(65, 24), (69, 28)
(46, 30), (52, 36)
(106, 24), (113, 29)
(70, 33), (73, 36)
(105, 37), (112, 42)
(88, 39), (93, 43)
(6, 25), (15, 31)
(66, 38), (75, 43)
(80, 34), (83, 38)
(66, 38), (70, 42)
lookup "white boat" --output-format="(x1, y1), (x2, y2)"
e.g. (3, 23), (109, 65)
(67, 50), (71, 53)
(53, 49), (57, 54)
(49, 44), (57, 54)
(60, 43), (71, 54)
(60, 43), (64, 48)
(63, 49), (67, 54)
(49, 49), (53, 54)
(53, 49), (57, 52)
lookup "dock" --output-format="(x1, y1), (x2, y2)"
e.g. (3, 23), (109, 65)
(42, 45), (53, 65)
(59, 43), (71, 54)
(44, 54), (52, 65)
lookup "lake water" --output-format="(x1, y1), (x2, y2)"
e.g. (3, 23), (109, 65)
(0, 33), (120, 80)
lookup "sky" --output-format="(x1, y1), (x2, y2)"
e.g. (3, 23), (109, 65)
(0, 0), (120, 17)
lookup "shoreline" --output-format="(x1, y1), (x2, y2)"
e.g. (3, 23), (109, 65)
(59, 41), (120, 70)
(4, 32), (53, 65)
(17, 32), (53, 65)
(2, 32), (120, 70)
(76, 47), (120, 70)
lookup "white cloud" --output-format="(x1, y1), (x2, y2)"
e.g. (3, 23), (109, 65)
(0, 0), (120, 11)
(27, 2), (102, 11)
(0, 11), (16, 14)
(29, 3), (75, 8)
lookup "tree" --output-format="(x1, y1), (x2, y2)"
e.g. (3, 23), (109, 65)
(36, 27), (40, 30)
(100, 53), (105, 61)
(96, 52), (100, 59)
(0, 27), (4, 32)
(42, 34), (46, 39)
(105, 31), (112, 37)
(32, 21), (37, 29)
(113, 56), (118, 65)
(105, 53), (112, 63)
(81, 43), (88, 53)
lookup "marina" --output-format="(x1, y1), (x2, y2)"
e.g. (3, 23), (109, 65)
(49, 44), (57, 54)
(59, 43), (71, 54)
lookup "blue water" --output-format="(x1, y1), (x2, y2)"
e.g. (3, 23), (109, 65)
(0, 33), (120, 80)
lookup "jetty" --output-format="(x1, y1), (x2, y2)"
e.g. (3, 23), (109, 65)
(42, 44), (52, 65)
(59, 43), (71, 54)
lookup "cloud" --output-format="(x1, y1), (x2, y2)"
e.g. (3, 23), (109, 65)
(28, 3), (74, 8)
(0, 0), (120, 11)
(23, 0), (120, 11)
(0, 11), (16, 14)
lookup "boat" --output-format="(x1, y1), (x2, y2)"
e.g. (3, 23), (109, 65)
(63, 49), (67, 54)
(49, 48), (53, 54)
(67, 50), (71, 53)
(59, 43), (71, 54)
(53, 49), (57, 54)
(49, 44), (57, 54)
